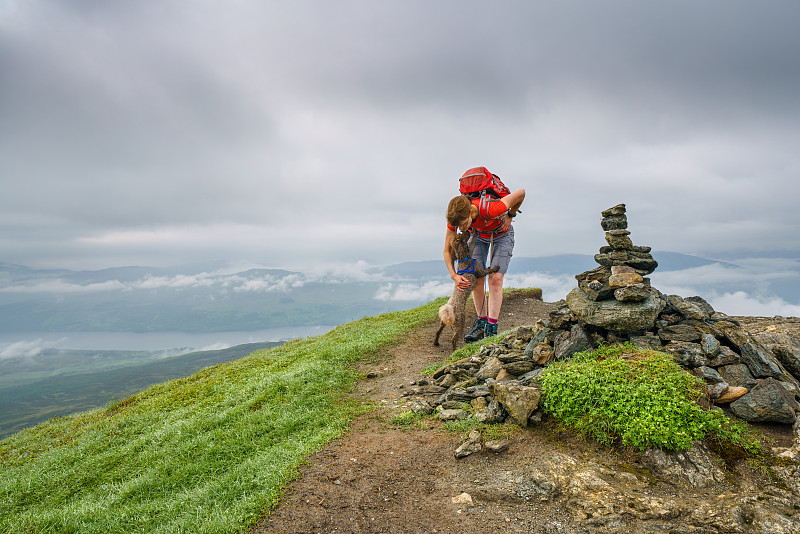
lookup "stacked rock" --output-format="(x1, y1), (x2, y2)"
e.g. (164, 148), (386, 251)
(577, 203), (657, 304)
(596, 204), (658, 277)
(567, 204), (665, 333)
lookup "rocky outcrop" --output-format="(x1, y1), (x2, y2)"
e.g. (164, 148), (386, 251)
(409, 205), (800, 430)
(562, 204), (800, 425)
(421, 205), (800, 431)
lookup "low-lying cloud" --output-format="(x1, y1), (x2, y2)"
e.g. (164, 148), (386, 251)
(702, 291), (800, 317)
(0, 338), (52, 359)
(373, 272), (578, 304)
(2, 256), (798, 318)
(374, 281), (452, 302)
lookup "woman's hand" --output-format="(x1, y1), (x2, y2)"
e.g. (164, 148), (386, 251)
(499, 215), (513, 233)
(452, 273), (471, 291)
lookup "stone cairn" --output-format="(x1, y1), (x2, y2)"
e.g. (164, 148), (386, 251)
(403, 203), (800, 459)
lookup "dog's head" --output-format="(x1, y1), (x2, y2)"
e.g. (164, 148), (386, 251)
(450, 231), (471, 261)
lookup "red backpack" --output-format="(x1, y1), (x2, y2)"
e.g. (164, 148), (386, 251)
(459, 167), (511, 199)
(459, 167), (513, 222)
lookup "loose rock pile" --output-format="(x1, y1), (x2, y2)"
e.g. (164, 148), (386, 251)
(409, 203), (800, 454)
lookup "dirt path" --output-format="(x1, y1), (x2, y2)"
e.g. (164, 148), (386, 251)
(251, 292), (588, 534)
(251, 293), (796, 534)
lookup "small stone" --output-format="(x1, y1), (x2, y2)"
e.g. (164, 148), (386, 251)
(707, 382), (729, 399)
(611, 265), (636, 275)
(485, 438), (510, 453)
(709, 346), (741, 367)
(606, 228), (631, 236)
(438, 409), (469, 421)
(601, 215), (628, 231)
(408, 399), (433, 414)
(717, 364), (755, 388)
(552, 323), (593, 360)
(518, 368), (547, 386)
(594, 250), (658, 275)
(641, 441), (725, 488)
(714, 320), (753, 348)
(454, 430), (482, 458)
(451, 492), (474, 505)
(664, 341), (710, 368)
(440, 400), (469, 410)
(531, 343), (554, 366)
(693, 366), (725, 384)
(740, 342), (782, 378)
(605, 232), (633, 249)
(713, 386), (748, 404)
(700, 334), (721, 356)
(614, 285), (650, 302)
(609, 272), (644, 289)
(488, 382), (542, 426)
(658, 324), (701, 342)
(629, 335), (663, 350)
(475, 357), (503, 380)
(495, 368), (518, 382)
(432, 365), (452, 379)
(601, 203), (626, 217)
(471, 396), (488, 414)
(666, 295), (710, 321)
(528, 410), (543, 425)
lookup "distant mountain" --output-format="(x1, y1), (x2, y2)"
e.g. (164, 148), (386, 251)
(649, 251), (740, 271)
(510, 254), (596, 275)
(382, 251), (732, 279)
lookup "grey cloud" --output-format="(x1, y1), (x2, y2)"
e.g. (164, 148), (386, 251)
(1, 0), (799, 269)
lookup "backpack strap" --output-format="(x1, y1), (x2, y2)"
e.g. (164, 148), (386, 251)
(477, 191), (509, 222)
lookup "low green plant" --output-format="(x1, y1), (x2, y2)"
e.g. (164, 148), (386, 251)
(443, 416), (483, 436)
(539, 343), (762, 453)
(481, 422), (520, 442)
(390, 410), (427, 427)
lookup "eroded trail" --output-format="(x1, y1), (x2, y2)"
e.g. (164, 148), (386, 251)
(253, 293), (567, 534)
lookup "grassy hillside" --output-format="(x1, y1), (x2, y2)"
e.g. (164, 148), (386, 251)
(0, 298), (443, 534)
(0, 342), (283, 440)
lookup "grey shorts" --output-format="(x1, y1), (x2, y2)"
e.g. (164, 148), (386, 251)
(469, 226), (514, 275)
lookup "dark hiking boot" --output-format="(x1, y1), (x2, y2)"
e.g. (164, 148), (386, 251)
(464, 318), (487, 343)
(484, 322), (498, 338)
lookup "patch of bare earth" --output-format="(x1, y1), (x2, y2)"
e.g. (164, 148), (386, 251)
(252, 293), (796, 534)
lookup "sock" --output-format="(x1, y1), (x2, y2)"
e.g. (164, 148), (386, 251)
(487, 318), (498, 325)
(479, 316), (488, 321)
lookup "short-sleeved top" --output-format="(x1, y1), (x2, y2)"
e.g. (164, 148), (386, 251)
(446, 196), (509, 239)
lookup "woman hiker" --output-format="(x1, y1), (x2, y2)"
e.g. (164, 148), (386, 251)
(443, 168), (525, 342)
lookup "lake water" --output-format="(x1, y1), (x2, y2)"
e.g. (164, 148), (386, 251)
(0, 325), (336, 354)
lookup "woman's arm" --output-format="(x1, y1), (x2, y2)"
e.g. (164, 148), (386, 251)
(501, 188), (525, 214)
(495, 188), (525, 233)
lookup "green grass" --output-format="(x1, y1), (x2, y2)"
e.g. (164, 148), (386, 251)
(0, 298), (444, 534)
(539, 343), (762, 453)
(0, 343), (282, 440)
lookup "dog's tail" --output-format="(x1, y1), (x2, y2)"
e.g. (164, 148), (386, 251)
(438, 302), (455, 326)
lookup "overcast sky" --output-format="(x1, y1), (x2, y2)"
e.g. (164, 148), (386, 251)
(2, 0), (799, 271)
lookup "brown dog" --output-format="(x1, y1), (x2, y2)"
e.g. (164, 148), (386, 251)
(434, 231), (499, 350)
